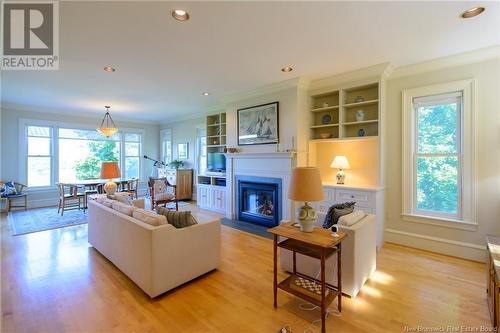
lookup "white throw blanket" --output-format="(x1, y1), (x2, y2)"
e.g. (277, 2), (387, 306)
(338, 210), (365, 226)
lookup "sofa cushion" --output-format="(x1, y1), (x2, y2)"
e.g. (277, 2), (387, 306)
(111, 202), (136, 216)
(132, 208), (168, 226)
(338, 210), (365, 227)
(156, 206), (197, 228)
(323, 202), (355, 228)
(101, 199), (114, 208)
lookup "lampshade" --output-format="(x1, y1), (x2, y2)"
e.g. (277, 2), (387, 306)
(330, 156), (350, 169)
(288, 167), (324, 202)
(100, 161), (121, 179)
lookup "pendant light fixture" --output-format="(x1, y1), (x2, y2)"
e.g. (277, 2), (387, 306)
(97, 105), (118, 137)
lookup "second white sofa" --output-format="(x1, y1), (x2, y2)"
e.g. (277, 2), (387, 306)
(280, 211), (376, 297)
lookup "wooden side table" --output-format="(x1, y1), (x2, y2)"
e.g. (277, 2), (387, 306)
(268, 222), (347, 333)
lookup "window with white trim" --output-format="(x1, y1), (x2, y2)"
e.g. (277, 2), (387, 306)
(161, 129), (172, 166)
(26, 125), (53, 187)
(402, 80), (475, 226)
(124, 133), (142, 179)
(21, 120), (144, 188)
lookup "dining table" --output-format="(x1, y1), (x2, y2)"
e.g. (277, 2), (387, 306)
(66, 178), (133, 193)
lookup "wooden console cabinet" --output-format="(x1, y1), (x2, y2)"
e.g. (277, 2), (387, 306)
(486, 235), (500, 328)
(159, 169), (193, 200)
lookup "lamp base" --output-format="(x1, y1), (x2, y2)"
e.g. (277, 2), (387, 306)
(336, 169), (345, 184)
(297, 202), (317, 233)
(103, 180), (117, 195)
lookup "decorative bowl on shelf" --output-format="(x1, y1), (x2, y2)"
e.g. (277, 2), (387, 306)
(321, 114), (332, 125)
(320, 133), (331, 139)
(354, 96), (364, 103)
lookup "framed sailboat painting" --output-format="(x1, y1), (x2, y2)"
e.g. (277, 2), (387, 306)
(237, 102), (279, 146)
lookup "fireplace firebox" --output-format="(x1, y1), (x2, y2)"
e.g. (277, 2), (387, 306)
(236, 176), (282, 228)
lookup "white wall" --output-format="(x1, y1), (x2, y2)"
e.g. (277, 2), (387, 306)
(0, 107), (160, 207)
(384, 57), (500, 262)
(224, 85), (309, 166)
(160, 116), (205, 170)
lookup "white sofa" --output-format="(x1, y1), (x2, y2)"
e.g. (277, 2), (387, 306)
(280, 211), (376, 297)
(87, 200), (221, 298)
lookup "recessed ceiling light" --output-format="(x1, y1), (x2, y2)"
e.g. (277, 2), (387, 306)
(202, 92), (210, 96)
(281, 66), (293, 73)
(104, 66), (116, 72)
(172, 9), (190, 21)
(461, 6), (485, 18)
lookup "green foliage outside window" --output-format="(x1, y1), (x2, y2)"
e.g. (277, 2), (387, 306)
(416, 103), (459, 215)
(75, 141), (119, 180)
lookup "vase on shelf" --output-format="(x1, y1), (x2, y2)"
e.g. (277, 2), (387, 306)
(356, 110), (365, 122)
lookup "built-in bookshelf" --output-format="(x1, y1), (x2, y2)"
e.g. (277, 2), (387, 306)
(310, 83), (379, 141)
(206, 113), (226, 148)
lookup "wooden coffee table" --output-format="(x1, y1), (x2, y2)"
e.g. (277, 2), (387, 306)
(268, 222), (347, 333)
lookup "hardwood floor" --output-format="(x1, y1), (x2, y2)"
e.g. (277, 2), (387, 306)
(0, 205), (492, 333)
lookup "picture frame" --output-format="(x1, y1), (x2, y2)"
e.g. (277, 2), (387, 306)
(177, 143), (189, 159)
(237, 102), (279, 146)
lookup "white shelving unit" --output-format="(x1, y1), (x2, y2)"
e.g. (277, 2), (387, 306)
(309, 83), (380, 141)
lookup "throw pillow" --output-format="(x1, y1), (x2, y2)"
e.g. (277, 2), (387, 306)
(156, 206), (198, 229)
(322, 202), (356, 229)
(107, 193), (133, 206)
(132, 208), (168, 227)
(2, 182), (17, 197)
(153, 180), (167, 195)
(111, 202), (136, 216)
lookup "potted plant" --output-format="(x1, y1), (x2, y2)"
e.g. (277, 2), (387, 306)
(169, 160), (185, 169)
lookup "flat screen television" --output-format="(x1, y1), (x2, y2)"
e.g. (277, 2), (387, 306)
(207, 152), (226, 172)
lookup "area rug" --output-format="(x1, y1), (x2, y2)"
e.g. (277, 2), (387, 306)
(10, 207), (88, 236)
(220, 218), (272, 239)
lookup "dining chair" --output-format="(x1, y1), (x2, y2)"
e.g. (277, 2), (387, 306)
(120, 178), (139, 199)
(57, 183), (84, 216)
(148, 178), (178, 211)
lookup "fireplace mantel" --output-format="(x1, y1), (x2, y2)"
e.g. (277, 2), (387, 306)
(225, 151), (296, 220)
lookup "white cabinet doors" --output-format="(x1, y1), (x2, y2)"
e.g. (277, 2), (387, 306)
(197, 185), (211, 209)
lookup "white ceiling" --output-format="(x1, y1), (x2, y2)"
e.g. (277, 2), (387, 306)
(2, 1), (499, 122)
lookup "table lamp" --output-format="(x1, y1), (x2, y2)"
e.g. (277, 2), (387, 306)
(288, 167), (324, 232)
(100, 161), (121, 194)
(330, 156), (350, 184)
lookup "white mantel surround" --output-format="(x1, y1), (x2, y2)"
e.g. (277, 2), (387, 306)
(224, 152), (297, 221)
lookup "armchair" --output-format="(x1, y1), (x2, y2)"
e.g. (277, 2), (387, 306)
(148, 178), (178, 211)
(0, 181), (27, 211)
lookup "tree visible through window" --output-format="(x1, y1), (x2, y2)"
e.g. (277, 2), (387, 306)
(414, 92), (461, 218)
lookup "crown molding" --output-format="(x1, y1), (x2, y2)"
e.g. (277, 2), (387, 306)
(220, 77), (310, 105)
(1, 102), (159, 125)
(159, 111), (206, 125)
(308, 62), (392, 92)
(390, 45), (500, 79)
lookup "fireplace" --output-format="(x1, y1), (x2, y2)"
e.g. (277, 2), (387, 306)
(236, 176), (282, 228)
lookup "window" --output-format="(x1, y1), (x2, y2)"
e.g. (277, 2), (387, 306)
(402, 80), (475, 228)
(161, 129), (172, 166)
(21, 120), (144, 187)
(197, 127), (207, 176)
(124, 133), (141, 179)
(26, 126), (53, 187)
(58, 128), (121, 182)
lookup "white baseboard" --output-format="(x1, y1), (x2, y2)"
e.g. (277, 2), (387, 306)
(385, 228), (486, 263)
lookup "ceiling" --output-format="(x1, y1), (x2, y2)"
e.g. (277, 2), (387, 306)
(2, 1), (499, 122)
